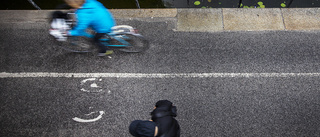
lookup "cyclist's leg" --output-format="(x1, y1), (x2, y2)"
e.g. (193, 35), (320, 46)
(94, 33), (113, 56)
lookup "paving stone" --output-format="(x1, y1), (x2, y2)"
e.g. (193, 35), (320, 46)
(282, 8), (320, 30)
(177, 9), (223, 32)
(223, 8), (285, 31)
(110, 9), (177, 18)
(0, 10), (55, 23)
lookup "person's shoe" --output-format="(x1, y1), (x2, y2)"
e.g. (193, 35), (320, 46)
(98, 50), (113, 56)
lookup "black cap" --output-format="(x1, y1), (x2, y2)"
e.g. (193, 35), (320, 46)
(129, 120), (156, 137)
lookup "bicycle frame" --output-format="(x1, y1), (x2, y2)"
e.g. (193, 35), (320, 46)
(79, 32), (135, 47)
(65, 12), (137, 48)
(81, 29), (140, 48)
(101, 34), (131, 47)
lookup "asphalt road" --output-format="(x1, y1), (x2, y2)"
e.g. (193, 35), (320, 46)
(1, 18), (320, 136)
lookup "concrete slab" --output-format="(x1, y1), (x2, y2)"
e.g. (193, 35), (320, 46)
(110, 9), (177, 18)
(1, 9), (320, 31)
(0, 10), (54, 23)
(176, 9), (223, 32)
(223, 8), (285, 31)
(282, 8), (320, 30)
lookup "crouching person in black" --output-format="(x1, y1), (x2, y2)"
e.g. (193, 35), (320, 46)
(151, 100), (180, 137)
(129, 100), (180, 137)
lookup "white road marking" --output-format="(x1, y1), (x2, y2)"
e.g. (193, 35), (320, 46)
(90, 83), (99, 88)
(72, 111), (105, 123)
(80, 88), (90, 92)
(81, 78), (96, 85)
(80, 78), (102, 93)
(1, 72), (320, 78)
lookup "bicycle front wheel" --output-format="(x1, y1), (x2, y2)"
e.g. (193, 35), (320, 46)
(113, 34), (149, 53)
(55, 36), (93, 53)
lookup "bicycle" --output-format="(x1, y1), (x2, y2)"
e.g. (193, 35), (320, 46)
(49, 12), (149, 53)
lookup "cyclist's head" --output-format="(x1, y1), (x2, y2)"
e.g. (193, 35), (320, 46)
(64, 0), (85, 8)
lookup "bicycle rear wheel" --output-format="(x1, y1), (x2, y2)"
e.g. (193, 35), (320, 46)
(111, 34), (149, 53)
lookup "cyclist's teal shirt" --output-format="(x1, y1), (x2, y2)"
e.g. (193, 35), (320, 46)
(69, 0), (116, 36)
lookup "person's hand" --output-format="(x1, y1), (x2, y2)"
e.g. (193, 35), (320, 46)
(61, 31), (68, 37)
(49, 29), (67, 41)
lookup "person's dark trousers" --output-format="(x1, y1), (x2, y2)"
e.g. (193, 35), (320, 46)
(93, 33), (108, 53)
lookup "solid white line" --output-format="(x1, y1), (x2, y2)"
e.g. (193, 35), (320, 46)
(1, 72), (320, 78)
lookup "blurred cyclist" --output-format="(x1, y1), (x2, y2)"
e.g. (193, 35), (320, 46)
(64, 0), (116, 56)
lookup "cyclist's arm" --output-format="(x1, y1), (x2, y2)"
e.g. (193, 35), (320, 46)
(68, 9), (91, 36)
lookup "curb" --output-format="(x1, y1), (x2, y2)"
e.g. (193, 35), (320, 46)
(0, 8), (319, 32)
